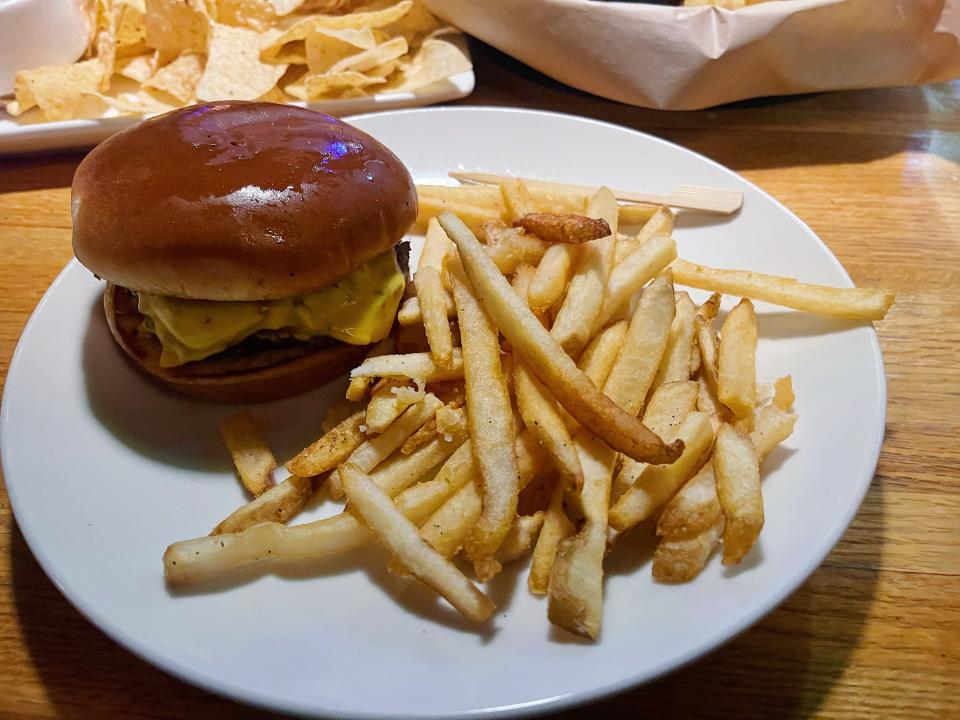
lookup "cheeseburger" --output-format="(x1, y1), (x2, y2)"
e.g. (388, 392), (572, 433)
(72, 101), (416, 402)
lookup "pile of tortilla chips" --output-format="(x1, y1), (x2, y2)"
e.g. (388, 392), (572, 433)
(3, 0), (471, 123)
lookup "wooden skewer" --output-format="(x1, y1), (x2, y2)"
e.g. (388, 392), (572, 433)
(448, 171), (743, 215)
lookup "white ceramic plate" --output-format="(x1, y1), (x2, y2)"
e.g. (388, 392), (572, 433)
(0, 36), (473, 156)
(1, 107), (885, 718)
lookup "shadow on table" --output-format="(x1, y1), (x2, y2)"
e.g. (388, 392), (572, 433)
(0, 152), (86, 194)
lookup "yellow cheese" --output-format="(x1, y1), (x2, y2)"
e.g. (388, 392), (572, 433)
(138, 250), (405, 367)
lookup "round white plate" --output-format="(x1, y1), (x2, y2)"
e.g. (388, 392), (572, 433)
(1, 107), (885, 718)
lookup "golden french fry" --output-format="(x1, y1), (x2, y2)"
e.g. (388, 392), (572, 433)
(211, 475), (313, 535)
(650, 292), (697, 392)
(286, 410), (366, 477)
(500, 178), (536, 221)
(166, 438), (471, 585)
(655, 462), (721, 539)
(718, 299), (758, 419)
(448, 260), (519, 561)
(578, 320), (629, 390)
(416, 268), (454, 369)
(550, 188), (619, 355)
(328, 394), (443, 498)
(652, 519), (724, 583)
(397, 292), (456, 326)
(346, 338), (395, 402)
(609, 412), (715, 532)
(420, 481), (482, 559)
(495, 512), (545, 564)
(340, 462), (496, 622)
(611, 380), (699, 500)
(547, 431), (616, 640)
(636, 206), (674, 243)
(528, 244), (579, 315)
(351, 351), (464, 383)
(528, 480), (575, 595)
(514, 213), (611, 244)
(514, 357), (585, 491)
(365, 379), (420, 434)
(773, 375), (795, 411)
(400, 416), (437, 455)
(714, 423), (763, 565)
(598, 233), (677, 325)
(695, 292), (722, 394)
(671, 258), (895, 320)
(751, 404), (798, 459)
(602, 274), (676, 416)
(439, 212), (684, 466)
(416, 193), (503, 234)
(482, 224), (550, 274)
(219, 411), (276, 497)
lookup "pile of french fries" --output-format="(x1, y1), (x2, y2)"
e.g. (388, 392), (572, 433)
(164, 177), (894, 640)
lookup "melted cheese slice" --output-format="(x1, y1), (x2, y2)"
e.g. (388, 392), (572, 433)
(138, 250), (405, 367)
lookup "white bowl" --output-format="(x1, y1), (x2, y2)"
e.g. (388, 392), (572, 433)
(0, 0), (89, 95)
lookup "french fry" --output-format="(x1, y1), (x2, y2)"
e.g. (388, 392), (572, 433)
(652, 520), (724, 583)
(695, 292), (722, 395)
(415, 217), (456, 369)
(345, 338), (395, 402)
(773, 375), (795, 411)
(714, 423), (763, 565)
(365, 379), (420, 434)
(327, 395), (443, 499)
(602, 274), (676, 416)
(548, 431), (616, 639)
(614, 237), (642, 265)
(655, 462), (722, 539)
(528, 480), (575, 595)
(495, 512), (545, 564)
(550, 188), (619, 355)
(611, 380), (699, 500)
(578, 320), (629, 390)
(751, 403), (798, 458)
(351, 351), (464, 383)
(609, 412), (715, 532)
(420, 481), (482, 559)
(650, 292), (697, 392)
(514, 213), (611, 244)
(671, 258), (895, 320)
(340, 463), (496, 623)
(211, 475), (314, 536)
(500, 178), (536, 220)
(286, 410), (366, 478)
(397, 292), (456, 327)
(482, 224), (550, 274)
(438, 212), (683, 466)
(635, 206), (675, 243)
(449, 259), (519, 562)
(219, 411), (276, 497)
(598, 233), (676, 326)
(416, 192), (503, 234)
(718, 299), (758, 419)
(528, 244), (579, 315)
(166, 439), (473, 585)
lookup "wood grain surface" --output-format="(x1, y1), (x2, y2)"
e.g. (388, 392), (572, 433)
(1, 40), (958, 719)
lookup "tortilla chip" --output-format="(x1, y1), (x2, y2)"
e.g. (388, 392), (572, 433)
(217, 0), (276, 31)
(115, 51), (159, 83)
(305, 26), (379, 73)
(329, 36), (407, 74)
(304, 70), (385, 99)
(385, 36), (469, 93)
(12, 59), (104, 120)
(144, 52), (205, 103)
(144, 0), (209, 53)
(381, 1), (440, 46)
(261, 0), (412, 63)
(196, 24), (287, 100)
(115, 0), (147, 48)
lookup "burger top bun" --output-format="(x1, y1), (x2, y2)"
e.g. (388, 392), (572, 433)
(71, 101), (417, 302)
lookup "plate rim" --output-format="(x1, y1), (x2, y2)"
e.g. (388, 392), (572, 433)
(1, 105), (887, 719)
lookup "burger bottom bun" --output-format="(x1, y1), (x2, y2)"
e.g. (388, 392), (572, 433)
(103, 284), (370, 403)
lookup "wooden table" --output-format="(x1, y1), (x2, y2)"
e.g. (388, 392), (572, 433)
(1, 40), (958, 719)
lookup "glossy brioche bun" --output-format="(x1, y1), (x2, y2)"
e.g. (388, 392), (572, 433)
(104, 284), (369, 403)
(72, 101), (417, 301)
